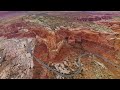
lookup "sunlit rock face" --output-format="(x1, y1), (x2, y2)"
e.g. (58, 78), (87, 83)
(0, 37), (35, 79)
(0, 11), (120, 79)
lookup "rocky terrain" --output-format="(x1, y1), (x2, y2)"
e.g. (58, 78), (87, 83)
(0, 11), (120, 79)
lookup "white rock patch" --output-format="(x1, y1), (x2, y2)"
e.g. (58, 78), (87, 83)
(0, 37), (35, 79)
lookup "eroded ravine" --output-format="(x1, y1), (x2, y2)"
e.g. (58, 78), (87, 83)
(0, 13), (120, 79)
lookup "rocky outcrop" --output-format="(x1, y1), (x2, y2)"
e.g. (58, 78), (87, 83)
(0, 14), (120, 79)
(0, 37), (35, 79)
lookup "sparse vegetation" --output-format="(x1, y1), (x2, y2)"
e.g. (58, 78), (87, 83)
(86, 22), (113, 33)
(0, 11), (120, 79)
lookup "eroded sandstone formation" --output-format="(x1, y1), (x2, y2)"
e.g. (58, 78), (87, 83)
(0, 14), (120, 79)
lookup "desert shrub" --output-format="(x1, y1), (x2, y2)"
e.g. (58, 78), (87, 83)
(89, 23), (113, 33)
